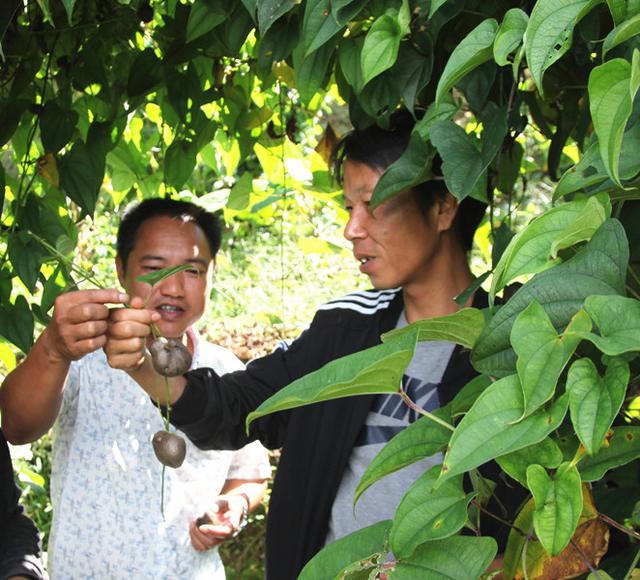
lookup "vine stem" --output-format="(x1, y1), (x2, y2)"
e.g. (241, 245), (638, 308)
(598, 512), (640, 542)
(397, 388), (454, 432)
(569, 538), (602, 579)
(623, 546), (640, 580)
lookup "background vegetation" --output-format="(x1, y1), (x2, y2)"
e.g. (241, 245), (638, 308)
(1, 0), (640, 578)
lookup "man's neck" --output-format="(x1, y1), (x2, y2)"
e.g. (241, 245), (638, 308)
(402, 245), (475, 323)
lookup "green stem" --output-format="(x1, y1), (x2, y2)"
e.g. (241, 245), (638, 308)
(623, 546), (640, 580)
(397, 389), (455, 432)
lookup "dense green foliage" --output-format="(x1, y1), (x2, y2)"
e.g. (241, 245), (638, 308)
(2, 0), (640, 578)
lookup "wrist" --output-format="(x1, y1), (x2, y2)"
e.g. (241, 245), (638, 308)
(231, 492), (250, 537)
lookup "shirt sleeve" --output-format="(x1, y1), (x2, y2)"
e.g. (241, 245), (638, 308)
(0, 433), (46, 580)
(226, 440), (272, 480)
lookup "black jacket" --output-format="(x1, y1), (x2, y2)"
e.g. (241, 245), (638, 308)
(0, 430), (45, 580)
(170, 289), (518, 579)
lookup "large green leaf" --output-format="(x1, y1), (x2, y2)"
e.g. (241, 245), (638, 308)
(370, 99), (457, 209)
(246, 330), (419, 428)
(0, 295), (34, 354)
(490, 195), (611, 301)
(257, 0), (296, 35)
(360, 10), (404, 87)
(338, 36), (364, 94)
(302, 0), (340, 55)
(39, 101), (78, 153)
(390, 465), (473, 559)
(61, 0), (75, 25)
(493, 9), (529, 67)
(354, 407), (452, 506)
(186, 0), (227, 42)
(579, 426), (640, 481)
(435, 18), (498, 105)
(430, 104), (506, 201)
(589, 56), (640, 187)
(527, 462), (583, 556)
(511, 303), (589, 418)
(574, 295), (640, 355)
(497, 437), (563, 487)
(298, 520), (391, 580)
(58, 141), (105, 218)
(567, 357), (629, 455)
(7, 232), (46, 293)
(473, 219), (628, 377)
(389, 536), (497, 579)
(382, 308), (484, 350)
(525, 0), (602, 96)
(603, 13), (640, 55)
(164, 138), (197, 190)
(441, 375), (569, 481)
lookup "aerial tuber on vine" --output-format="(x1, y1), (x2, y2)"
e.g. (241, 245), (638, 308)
(152, 430), (186, 468)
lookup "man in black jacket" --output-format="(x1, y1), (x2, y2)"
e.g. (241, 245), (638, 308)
(0, 429), (46, 580)
(105, 113), (498, 578)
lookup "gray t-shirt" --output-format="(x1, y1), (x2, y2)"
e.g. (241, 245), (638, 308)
(325, 312), (456, 545)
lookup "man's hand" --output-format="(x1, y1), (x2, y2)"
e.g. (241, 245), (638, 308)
(189, 494), (250, 551)
(42, 288), (129, 365)
(105, 297), (159, 372)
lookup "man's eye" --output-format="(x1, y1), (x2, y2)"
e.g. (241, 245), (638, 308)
(186, 268), (202, 276)
(142, 266), (160, 271)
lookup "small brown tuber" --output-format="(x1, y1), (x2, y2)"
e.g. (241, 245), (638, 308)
(152, 430), (187, 468)
(149, 337), (192, 377)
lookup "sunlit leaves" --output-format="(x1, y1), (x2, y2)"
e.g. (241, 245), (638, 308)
(390, 465), (473, 559)
(567, 357), (629, 455)
(474, 219), (627, 376)
(435, 18), (498, 105)
(528, 462), (583, 556)
(589, 55), (640, 187)
(525, 0), (602, 96)
(441, 375), (569, 480)
(490, 195), (611, 301)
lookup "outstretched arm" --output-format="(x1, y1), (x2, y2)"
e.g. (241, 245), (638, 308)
(0, 288), (128, 444)
(189, 478), (268, 552)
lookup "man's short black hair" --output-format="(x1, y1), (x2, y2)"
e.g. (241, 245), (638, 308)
(117, 198), (222, 270)
(331, 110), (487, 251)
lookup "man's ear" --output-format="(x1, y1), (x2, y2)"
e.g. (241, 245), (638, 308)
(115, 256), (126, 287)
(437, 192), (459, 232)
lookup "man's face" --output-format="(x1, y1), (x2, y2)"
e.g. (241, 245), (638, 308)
(116, 215), (213, 339)
(342, 160), (454, 291)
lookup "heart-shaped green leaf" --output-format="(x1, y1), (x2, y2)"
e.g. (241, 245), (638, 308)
(527, 462), (583, 556)
(494, 9), (529, 67)
(567, 357), (629, 455)
(497, 437), (563, 487)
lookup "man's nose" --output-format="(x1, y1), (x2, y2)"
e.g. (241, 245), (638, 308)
(344, 206), (368, 241)
(158, 271), (185, 296)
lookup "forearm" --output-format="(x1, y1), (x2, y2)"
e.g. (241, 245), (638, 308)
(0, 329), (70, 444)
(220, 478), (268, 512)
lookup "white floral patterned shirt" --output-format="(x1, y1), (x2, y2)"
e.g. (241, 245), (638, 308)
(48, 330), (270, 579)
